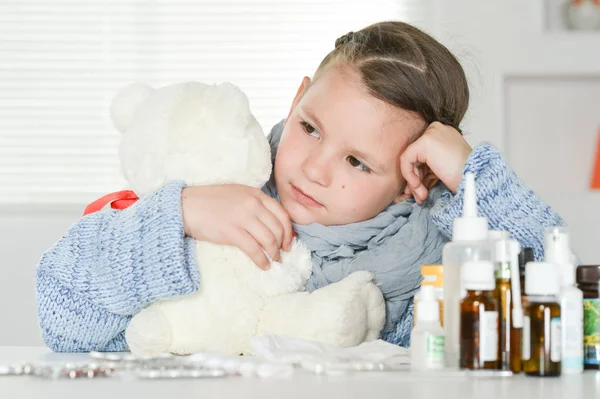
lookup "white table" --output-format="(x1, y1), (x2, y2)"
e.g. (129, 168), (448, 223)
(0, 347), (598, 398)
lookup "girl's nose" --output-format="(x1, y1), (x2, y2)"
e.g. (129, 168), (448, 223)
(302, 150), (332, 187)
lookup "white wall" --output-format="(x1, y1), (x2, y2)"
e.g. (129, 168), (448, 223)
(0, 207), (81, 346)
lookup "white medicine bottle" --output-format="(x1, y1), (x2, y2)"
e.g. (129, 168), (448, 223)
(411, 285), (445, 371)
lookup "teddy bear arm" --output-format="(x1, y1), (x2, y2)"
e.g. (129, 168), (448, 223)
(256, 271), (386, 347)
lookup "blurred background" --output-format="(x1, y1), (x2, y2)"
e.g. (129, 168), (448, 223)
(0, 0), (598, 346)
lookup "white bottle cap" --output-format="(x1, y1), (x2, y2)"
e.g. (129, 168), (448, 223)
(525, 262), (560, 296)
(544, 226), (576, 286)
(416, 285), (440, 323)
(452, 173), (488, 241)
(559, 263), (576, 286)
(544, 226), (572, 265)
(494, 238), (511, 263)
(462, 260), (495, 291)
(488, 230), (509, 241)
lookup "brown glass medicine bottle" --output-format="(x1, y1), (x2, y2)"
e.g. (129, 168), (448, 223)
(522, 262), (561, 377)
(460, 260), (499, 370)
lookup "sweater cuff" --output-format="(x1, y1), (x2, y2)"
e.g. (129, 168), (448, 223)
(94, 180), (200, 315)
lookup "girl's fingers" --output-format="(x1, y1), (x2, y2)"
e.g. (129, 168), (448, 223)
(256, 206), (284, 252)
(245, 218), (282, 264)
(233, 229), (271, 270)
(261, 195), (293, 251)
(400, 141), (429, 204)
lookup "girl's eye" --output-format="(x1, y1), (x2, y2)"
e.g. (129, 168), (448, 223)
(347, 156), (370, 172)
(300, 122), (320, 138)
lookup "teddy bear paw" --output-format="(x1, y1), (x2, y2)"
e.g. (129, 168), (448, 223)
(125, 306), (173, 356)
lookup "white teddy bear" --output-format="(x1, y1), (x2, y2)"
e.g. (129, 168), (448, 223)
(108, 81), (386, 356)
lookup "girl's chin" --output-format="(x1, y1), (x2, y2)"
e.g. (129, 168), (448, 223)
(284, 202), (319, 226)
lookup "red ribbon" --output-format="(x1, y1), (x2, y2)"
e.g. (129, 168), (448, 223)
(83, 190), (139, 215)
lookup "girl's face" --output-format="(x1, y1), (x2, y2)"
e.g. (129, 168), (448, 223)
(275, 66), (425, 226)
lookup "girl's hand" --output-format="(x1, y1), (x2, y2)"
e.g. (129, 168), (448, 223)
(181, 185), (293, 270)
(400, 122), (472, 205)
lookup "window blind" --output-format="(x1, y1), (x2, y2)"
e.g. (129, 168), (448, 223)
(0, 0), (430, 204)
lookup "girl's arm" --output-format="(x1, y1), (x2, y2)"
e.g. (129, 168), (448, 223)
(35, 181), (200, 352)
(431, 143), (567, 260)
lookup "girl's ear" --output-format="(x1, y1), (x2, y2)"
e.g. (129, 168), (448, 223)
(285, 76), (311, 122)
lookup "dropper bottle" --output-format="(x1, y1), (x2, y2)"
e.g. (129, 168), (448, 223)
(442, 173), (492, 368)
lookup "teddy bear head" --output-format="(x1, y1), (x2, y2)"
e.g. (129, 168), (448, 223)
(109, 81), (272, 196)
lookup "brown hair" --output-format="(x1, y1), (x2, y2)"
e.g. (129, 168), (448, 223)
(315, 21), (469, 134)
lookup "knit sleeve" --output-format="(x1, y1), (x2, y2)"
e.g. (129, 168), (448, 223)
(35, 181), (200, 352)
(431, 143), (567, 260)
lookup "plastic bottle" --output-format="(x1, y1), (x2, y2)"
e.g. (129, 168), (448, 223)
(522, 261), (561, 377)
(442, 173), (492, 368)
(544, 226), (583, 374)
(459, 260), (499, 370)
(411, 285), (445, 371)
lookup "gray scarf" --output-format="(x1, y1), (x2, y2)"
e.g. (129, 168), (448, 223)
(263, 120), (448, 332)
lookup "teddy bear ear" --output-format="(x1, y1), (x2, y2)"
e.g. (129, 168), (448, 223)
(110, 83), (154, 133)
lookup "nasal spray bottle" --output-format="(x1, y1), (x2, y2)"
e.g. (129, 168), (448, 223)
(545, 226), (583, 374)
(442, 173), (492, 368)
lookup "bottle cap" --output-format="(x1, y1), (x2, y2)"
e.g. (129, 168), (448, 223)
(462, 260), (495, 291)
(488, 230), (509, 241)
(494, 238), (511, 264)
(560, 263), (576, 286)
(525, 262), (560, 296)
(576, 265), (600, 285)
(544, 226), (576, 286)
(416, 285), (440, 323)
(421, 264), (443, 288)
(544, 226), (572, 265)
(452, 173), (488, 241)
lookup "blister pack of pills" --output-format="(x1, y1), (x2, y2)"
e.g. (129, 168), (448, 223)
(0, 351), (294, 380)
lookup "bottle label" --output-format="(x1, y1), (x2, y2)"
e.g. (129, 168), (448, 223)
(551, 317), (562, 362)
(480, 310), (499, 362)
(426, 334), (445, 368)
(522, 316), (531, 360)
(561, 295), (583, 369)
(583, 298), (600, 365)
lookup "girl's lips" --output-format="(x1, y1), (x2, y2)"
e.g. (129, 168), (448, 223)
(291, 185), (323, 208)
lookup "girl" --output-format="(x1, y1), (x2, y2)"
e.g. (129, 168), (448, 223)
(36, 21), (565, 352)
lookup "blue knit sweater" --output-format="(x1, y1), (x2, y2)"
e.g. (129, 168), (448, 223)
(35, 143), (566, 352)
